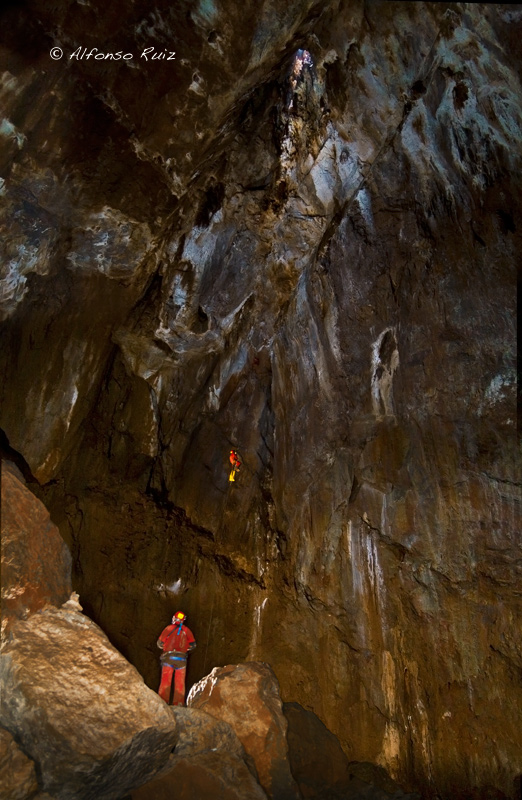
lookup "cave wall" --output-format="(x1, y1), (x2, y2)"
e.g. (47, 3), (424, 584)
(1, 2), (521, 798)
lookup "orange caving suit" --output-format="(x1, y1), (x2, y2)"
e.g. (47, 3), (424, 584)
(157, 622), (196, 705)
(229, 451), (241, 482)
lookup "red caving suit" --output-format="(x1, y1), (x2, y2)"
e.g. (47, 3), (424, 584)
(157, 622), (196, 706)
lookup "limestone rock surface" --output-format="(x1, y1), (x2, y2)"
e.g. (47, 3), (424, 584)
(170, 705), (255, 767)
(0, 0), (335, 483)
(284, 703), (420, 800)
(0, 606), (177, 800)
(187, 662), (300, 800)
(283, 701), (353, 799)
(131, 705), (267, 799)
(1, 460), (71, 640)
(0, 727), (39, 800)
(131, 750), (268, 800)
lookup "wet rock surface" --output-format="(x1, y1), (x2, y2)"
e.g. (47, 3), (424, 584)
(1, 1), (521, 797)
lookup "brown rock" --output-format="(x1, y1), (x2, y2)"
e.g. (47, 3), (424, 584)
(283, 703), (420, 800)
(283, 702), (352, 798)
(346, 763), (410, 796)
(0, 460), (71, 640)
(187, 662), (300, 800)
(0, 606), (177, 800)
(132, 706), (267, 799)
(131, 751), (268, 800)
(0, 727), (39, 800)
(170, 705), (256, 767)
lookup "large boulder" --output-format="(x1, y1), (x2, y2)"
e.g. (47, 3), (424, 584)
(131, 706), (268, 799)
(1, 460), (71, 640)
(131, 751), (268, 800)
(187, 662), (301, 800)
(170, 705), (257, 767)
(0, 602), (177, 800)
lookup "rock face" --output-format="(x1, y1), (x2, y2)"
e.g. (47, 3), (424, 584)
(1, 464), (180, 800)
(131, 753), (268, 800)
(1, 447), (422, 800)
(0, 727), (39, 800)
(283, 702), (419, 800)
(0, 1), (521, 797)
(170, 705), (259, 777)
(1, 460), (72, 640)
(132, 706), (268, 800)
(284, 701), (355, 799)
(188, 662), (300, 800)
(0, 605), (178, 800)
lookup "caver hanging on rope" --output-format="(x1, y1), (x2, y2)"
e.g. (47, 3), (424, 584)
(157, 611), (196, 706)
(229, 449), (242, 482)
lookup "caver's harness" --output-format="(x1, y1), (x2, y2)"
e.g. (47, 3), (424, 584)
(159, 620), (191, 669)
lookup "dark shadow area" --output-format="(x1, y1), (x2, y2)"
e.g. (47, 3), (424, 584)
(0, 428), (37, 484)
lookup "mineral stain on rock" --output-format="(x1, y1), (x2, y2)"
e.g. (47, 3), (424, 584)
(0, 1), (521, 798)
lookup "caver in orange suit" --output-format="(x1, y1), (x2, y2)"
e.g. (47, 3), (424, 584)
(229, 450), (241, 482)
(157, 611), (196, 706)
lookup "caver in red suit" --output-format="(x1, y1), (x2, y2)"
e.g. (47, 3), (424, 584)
(157, 611), (196, 706)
